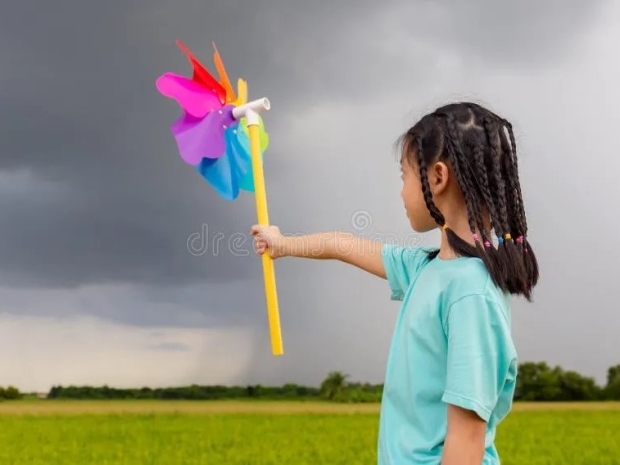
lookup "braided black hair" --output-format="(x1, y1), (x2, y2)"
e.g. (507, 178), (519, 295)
(396, 102), (539, 300)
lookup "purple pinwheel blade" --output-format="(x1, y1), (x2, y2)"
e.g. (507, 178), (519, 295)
(171, 105), (237, 165)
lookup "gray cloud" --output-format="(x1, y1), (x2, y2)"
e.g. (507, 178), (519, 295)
(409, 1), (611, 66)
(0, 0), (275, 290)
(1, 0), (619, 389)
(0, 0), (607, 291)
(149, 342), (192, 352)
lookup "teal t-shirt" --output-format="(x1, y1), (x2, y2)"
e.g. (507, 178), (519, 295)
(378, 243), (518, 464)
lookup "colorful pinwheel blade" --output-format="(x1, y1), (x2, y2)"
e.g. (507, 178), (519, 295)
(156, 72), (222, 118)
(196, 126), (255, 200)
(212, 42), (236, 104)
(175, 40), (227, 104)
(196, 156), (238, 200)
(171, 105), (237, 165)
(232, 126), (256, 193)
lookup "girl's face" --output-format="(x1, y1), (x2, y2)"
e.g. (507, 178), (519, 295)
(400, 158), (437, 233)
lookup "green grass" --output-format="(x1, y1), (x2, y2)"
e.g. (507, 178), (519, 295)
(1, 401), (619, 464)
(496, 410), (620, 464)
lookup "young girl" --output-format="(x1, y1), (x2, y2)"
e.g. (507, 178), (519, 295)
(251, 102), (539, 464)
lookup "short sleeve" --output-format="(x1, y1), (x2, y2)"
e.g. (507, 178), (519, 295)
(441, 294), (516, 422)
(381, 243), (429, 301)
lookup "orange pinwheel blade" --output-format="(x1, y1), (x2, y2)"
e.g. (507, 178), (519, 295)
(212, 42), (236, 104)
(175, 39), (226, 104)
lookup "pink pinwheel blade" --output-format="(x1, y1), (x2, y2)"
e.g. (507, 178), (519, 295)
(156, 72), (222, 118)
(171, 105), (238, 165)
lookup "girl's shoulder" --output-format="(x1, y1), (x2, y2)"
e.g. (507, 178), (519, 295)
(427, 254), (509, 309)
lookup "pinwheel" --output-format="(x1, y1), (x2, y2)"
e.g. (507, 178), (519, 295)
(155, 40), (283, 356)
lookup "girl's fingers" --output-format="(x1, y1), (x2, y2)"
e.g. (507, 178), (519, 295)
(250, 224), (264, 236)
(254, 238), (268, 254)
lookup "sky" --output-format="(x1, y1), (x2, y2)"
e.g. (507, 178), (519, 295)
(1, 0), (618, 392)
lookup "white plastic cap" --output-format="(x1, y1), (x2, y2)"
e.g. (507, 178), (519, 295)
(232, 98), (270, 125)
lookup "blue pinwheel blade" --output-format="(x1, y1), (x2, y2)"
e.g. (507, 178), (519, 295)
(236, 124), (267, 193)
(194, 125), (266, 200)
(196, 153), (239, 201)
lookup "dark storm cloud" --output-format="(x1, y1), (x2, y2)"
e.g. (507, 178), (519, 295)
(0, 0), (273, 289)
(1, 0), (619, 391)
(0, 0), (606, 291)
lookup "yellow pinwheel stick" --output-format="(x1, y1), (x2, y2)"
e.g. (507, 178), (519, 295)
(232, 98), (283, 356)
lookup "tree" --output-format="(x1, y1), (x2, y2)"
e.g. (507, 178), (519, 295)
(558, 370), (600, 401)
(607, 365), (620, 386)
(515, 362), (561, 401)
(320, 371), (349, 401)
(2, 386), (21, 400)
(604, 364), (620, 400)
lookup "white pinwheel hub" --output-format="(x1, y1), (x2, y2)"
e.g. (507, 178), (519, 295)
(232, 97), (270, 126)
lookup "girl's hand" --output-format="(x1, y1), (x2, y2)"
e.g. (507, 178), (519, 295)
(250, 224), (286, 259)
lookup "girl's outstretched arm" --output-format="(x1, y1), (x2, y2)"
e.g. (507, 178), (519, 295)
(250, 225), (386, 279)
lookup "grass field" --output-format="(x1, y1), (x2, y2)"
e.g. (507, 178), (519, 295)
(1, 400), (619, 464)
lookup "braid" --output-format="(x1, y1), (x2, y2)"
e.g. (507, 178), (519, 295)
(469, 138), (507, 283)
(504, 123), (527, 230)
(441, 116), (478, 235)
(470, 141), (498, 235)
(502, 122), (529, 240)
(483, 116), (510, 237)
(415, 137), (445, 227)
(502, 121), (539, 289)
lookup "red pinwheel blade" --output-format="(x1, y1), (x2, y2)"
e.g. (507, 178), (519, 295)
(175, 39), (226, 104)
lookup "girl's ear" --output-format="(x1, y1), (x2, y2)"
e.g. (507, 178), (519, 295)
(428, 161), (450, 195)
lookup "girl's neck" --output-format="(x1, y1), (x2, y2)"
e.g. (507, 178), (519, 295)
(437, 210), (479, 260)
(438, 231), (461, 260)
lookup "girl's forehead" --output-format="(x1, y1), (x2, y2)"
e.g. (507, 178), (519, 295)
(400, 153), (417, 169)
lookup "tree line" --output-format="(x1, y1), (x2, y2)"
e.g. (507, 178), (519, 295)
(0, 386), (21, 400)
(3, 362), (620, 402)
